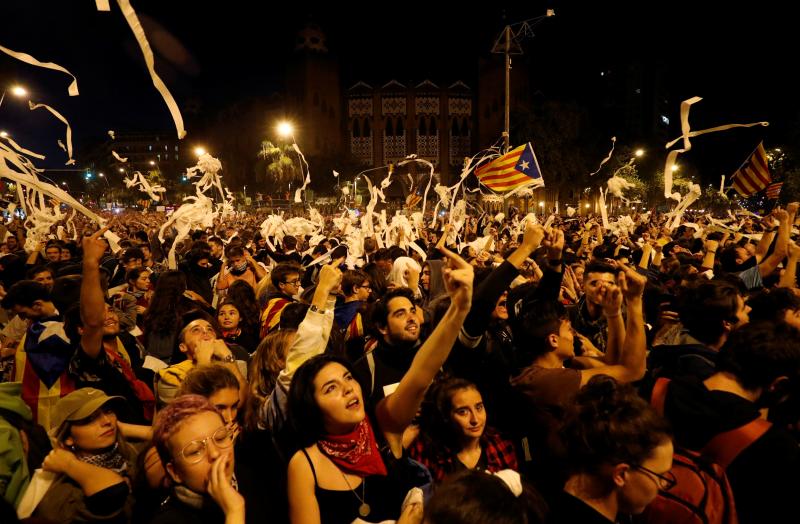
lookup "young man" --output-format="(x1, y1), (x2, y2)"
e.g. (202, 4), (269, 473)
(658, 322), (800, 523)
(154, 312), (248, 408)
(568, 260), (621, 353)
(260, 263), (302, 337)
(511, 263), (648, 408)
(2, 279), (73, 429)
(335, 270), (371, 357)
(353, 287), (423, 404)
(216, 244), (267, 293)
(648, 279), (750, 382)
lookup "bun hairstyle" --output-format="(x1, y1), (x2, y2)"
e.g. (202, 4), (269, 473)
(560, 376), (671, 479)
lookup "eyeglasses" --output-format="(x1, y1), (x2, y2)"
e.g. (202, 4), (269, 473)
(179, 426), (233, 464)
(283, 279), (301, 286)
(633, 465), (677, 491)
(357, 283), (371, 290)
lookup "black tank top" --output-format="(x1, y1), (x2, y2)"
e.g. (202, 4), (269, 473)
(301, 444), (429, 524)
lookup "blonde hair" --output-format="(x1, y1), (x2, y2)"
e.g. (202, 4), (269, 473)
(242, 329), (295, 431)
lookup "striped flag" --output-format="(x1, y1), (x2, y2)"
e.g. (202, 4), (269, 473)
(731, 142), (771, 197)
(766, 181), (783, 200)
(475, 143), (545, 192)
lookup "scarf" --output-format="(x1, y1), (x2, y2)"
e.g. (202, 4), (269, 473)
(173, 473), (240, 509)
(77, 442), (128, 475)
(318, 419), (387, 477)
(230, 261), (249, 275)
(128, 288), (145, 299)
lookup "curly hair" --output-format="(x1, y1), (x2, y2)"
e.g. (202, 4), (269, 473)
(243, 329), (296, 432)
(152, 394), (221, 466)
(559, 375), (671, 492)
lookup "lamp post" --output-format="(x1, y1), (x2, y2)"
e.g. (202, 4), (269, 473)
(0, 84), (27, 109)
(491, 11), (554, 153)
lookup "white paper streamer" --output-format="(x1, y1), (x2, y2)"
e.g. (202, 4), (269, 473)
(124, 171), (165, 201)
(96, 0), (111, 11)
(112, 150), (128, 162)
(0, 135), (45, 160)
(0, 44), (78, 96)
(663, 96), (768, 199)
(589, 136), (616, 176)
(108, 130), (115, 139)
(116, 0), (187, 139)
(28, 101), (74, 165)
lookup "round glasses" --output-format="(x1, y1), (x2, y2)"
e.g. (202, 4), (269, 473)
(180, 426), (233, 464)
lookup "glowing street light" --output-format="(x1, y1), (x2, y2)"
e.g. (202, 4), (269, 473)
(194, 146), (206, 157)
(118, 168), (125, 173)
(671, 164), (679, 172)
(149, 160), (155, 166)
(0, 131), (7, 138)
(0, 84), (28, 109)
(276, 121), (294, 139)
(538, 201), (545, 207)
(635, 149), (645, 157)
(585, 203), (590, 209)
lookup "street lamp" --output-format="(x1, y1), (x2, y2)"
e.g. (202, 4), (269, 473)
(276, 121), (294, 139)
(0, 84), (27, 108)
(149, 160), (155, 166)
(672, 164), (679, 172)
(0, 131), (7, 138)
(635, 149), (645, 157)
(194, 146), (206, 157)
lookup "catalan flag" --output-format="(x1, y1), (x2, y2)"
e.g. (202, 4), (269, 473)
(475, 143), (545, 192)
(766, 181), (783, 200)
(731, 142), (771, 197)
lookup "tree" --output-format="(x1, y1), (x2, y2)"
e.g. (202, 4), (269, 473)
(256, 140), (301, 192)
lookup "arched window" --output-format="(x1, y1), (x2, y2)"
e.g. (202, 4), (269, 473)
(451, 118), (459, 135)
(353, 120), (361, 138)
(429, 116), (438, 135)
(418, 118), (427, 136)
(363, 119), (371, 137)
(396, 118), (404, 135)
(385, 119), (394, 136)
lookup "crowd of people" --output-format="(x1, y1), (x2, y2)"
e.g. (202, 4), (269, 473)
(0, 201), (799, 524)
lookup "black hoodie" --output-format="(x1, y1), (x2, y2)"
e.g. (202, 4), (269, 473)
(662, 377), (800, 524)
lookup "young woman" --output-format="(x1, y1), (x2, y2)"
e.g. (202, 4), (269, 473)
(286, 247), (473, 524)
(149, 395), (244, 524)
(549, 376), (674, 523)
(34, 388), (137, 524)
(113, 267), (152, 331)
(409, 377), (517, 482)
(216, 300), (259, 355)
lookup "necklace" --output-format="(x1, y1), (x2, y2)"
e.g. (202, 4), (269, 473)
(339, 469), (370, 517)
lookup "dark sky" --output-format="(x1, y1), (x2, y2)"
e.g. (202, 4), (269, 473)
(0, 1), (796, 179)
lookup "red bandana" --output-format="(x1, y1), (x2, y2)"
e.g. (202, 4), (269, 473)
(318, 419), (388, 477)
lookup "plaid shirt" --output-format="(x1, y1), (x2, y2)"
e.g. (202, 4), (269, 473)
(409, 428), (518, 482)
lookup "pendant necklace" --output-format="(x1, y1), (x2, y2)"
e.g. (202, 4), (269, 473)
(339, 470), (370, 517)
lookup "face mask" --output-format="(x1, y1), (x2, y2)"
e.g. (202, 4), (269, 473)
(230, 261), (248, 275)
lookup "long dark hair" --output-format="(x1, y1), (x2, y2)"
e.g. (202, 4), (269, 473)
(418, 377), (483, 455)
(144, 270), (188, 335)
(287, 354), (366, 449)
(226, 280), (261, 338)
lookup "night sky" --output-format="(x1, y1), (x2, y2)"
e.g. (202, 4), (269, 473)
(0, 1), (796, 184)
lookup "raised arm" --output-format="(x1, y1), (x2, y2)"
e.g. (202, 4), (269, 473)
(578, 263), (647, 386)
(377, 247), (473, 451)
(81, 226), (112, 359)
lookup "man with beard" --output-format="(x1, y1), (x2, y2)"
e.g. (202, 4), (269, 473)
(64, 228), (155, 423)
(654, 322), (800, 524)
(353, 287), (423, 404)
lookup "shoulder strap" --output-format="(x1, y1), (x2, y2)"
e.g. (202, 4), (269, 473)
(366, 351), (376, 394)
(301, 447), (319, 487)
(703, 417), (772, 469)
(650, 377), (671, 416)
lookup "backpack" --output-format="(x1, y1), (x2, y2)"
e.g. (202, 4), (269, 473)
(639, 377), (771, 524)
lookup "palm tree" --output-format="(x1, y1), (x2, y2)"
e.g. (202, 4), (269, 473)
(257, 140), (299, 191)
